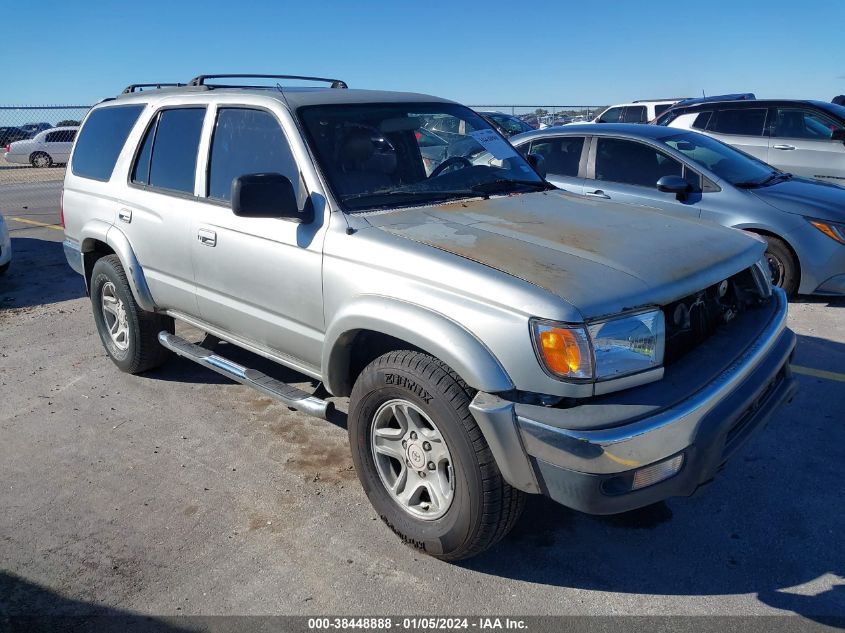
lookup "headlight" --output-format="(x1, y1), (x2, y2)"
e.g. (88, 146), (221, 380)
(807, 217), (845, 245)
(531, 309), (665, 382)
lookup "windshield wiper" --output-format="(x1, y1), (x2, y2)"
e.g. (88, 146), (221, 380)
(735, 171), (793, 189)
(470, 178), (555, 194)
(341, 188), (477, 203)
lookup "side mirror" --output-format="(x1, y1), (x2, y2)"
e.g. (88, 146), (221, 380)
(831, 129), (845, 143)
(657, 174), (692, 200)
(231, 173), (311, 223)
(526, 153), (547, 179)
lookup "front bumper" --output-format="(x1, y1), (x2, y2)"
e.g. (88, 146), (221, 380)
(470, 288), (798, 514)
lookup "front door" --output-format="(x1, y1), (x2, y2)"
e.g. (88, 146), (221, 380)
(191, 106), (327, 370)
(767, 106), (845, 182)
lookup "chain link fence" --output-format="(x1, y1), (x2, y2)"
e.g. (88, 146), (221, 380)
(0, 106), (91, 213)
(469, 105), (605, 127)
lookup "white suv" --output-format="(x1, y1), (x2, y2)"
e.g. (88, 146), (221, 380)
(591, 99), (683, 124)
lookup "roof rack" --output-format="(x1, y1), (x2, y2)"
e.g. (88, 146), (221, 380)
(632, 97), (689, 103)
(122, 83), (186, 94)
(188, 74), (348, 89)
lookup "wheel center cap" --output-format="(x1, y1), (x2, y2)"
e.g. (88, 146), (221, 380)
(406, 442), (427, 470)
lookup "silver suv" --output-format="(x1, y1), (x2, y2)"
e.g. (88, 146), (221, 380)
(62, 75), (797, 560)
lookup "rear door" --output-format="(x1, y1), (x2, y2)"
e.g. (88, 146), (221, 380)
(44, 129), (76, 163)
(518, 135), (587, 193)
(190, 105), (327, 370)
(120, 106), (206, 315)
(702, 107), (770, 163)
(767, 106), (845, 182)
(583, 136), (702, 219)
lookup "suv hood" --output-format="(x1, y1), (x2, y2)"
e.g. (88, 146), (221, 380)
(749, 176), (845, 222)
(365, 190), (764, 318)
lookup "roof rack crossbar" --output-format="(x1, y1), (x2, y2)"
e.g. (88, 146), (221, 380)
(632, 97), (689, 103)
(122, 83), (186, 94)
(188, 74), (348, 89)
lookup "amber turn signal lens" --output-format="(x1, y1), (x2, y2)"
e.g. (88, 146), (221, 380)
(539, 327), (582, 375)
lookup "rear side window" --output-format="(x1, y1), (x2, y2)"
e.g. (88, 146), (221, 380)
(45, 130), (76, 143)
(71, 105), (144, 181)
(207, 108), (299, 202)
(654, 103), (673, 118)
(622, 106), (647, 123)
(707, 108), (767, 136)
(131, 108), (205, 194)
(526, 136), (584, 177)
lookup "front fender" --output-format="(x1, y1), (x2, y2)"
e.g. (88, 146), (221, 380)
(323, 295), (513, 396)
(80, 221), (156, 312)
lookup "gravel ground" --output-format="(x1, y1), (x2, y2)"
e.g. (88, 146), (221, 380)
(1, 207), (843, 628)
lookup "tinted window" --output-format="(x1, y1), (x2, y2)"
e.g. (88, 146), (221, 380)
(597, 107), (623, 123)
(527, 136), (584, 177)
(654, 103), (673, 118)
(773, 108), (844, 140)
(145, 108), (205, 194)
(71, 105), (144, 181)
(707, 108), (767, 136)
(594, 138), (682, 187)
(131, 116), (157, 185)
(622, 106), (647, 123)
(691, 111), (712, 130)
(208, 108), (299, 202)
(45, 130), (76, 143)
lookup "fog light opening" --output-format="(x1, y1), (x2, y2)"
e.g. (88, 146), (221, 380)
(631, 454), (684, 491)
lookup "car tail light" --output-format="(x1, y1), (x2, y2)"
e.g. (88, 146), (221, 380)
(4, 144), (9, 153)
(60, 189), (65, 228)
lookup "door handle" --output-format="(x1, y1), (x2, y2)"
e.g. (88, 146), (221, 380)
(197, 228), (217, 247)
(772, 144), (796, 151)
(118, 208), (132, 223)
(585, 190), (610, 199)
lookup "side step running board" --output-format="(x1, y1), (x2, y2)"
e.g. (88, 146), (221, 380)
(158, 332), (335, 420)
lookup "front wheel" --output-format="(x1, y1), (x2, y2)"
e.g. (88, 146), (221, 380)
(763, 235), (799, 296)
(349, 350), (525, 560)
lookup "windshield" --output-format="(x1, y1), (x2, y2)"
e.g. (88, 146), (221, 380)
(658, 131), (775, 185)
(298, 102), (547, 212)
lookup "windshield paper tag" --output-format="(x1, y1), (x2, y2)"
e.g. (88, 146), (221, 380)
(469, 129), (519, 160)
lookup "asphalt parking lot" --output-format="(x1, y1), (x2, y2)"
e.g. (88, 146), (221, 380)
(1, 188), (844, 624)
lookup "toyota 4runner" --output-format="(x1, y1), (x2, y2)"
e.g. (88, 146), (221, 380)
(62, 74), (797, 560)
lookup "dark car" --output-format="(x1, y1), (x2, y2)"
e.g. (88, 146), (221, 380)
(0, 126), (30, 147)
(21, 122), (53, 137)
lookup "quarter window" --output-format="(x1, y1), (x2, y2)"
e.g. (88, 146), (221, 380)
(594, 138), (683, 187)
(691, 111), (712, 130)
(707, 108), (767, 136)
(131, 108), (205, 194)
(71, 105), (145, 181)
(207, 108), (300, 202)
(526, 137), (584, 177)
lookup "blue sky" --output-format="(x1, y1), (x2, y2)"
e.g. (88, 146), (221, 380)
(4, 0), (844, 106)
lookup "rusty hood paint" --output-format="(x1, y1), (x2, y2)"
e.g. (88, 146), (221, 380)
(364, 190), (766, 318)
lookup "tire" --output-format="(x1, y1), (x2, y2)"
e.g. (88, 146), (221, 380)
(29, 152), (52, 168)
(90, 254), (173, 373)
(349, 350), (525, 560)
(762, 235), (799, 296)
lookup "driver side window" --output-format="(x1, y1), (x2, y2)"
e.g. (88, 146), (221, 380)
(594, 138), (683, 187)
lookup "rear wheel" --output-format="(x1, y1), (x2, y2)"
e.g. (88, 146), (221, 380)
(29, 152), (52, 168)
(762, 235), (799, 296)
(349, 350), (525, 560)
(90, 255), (173, 373)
